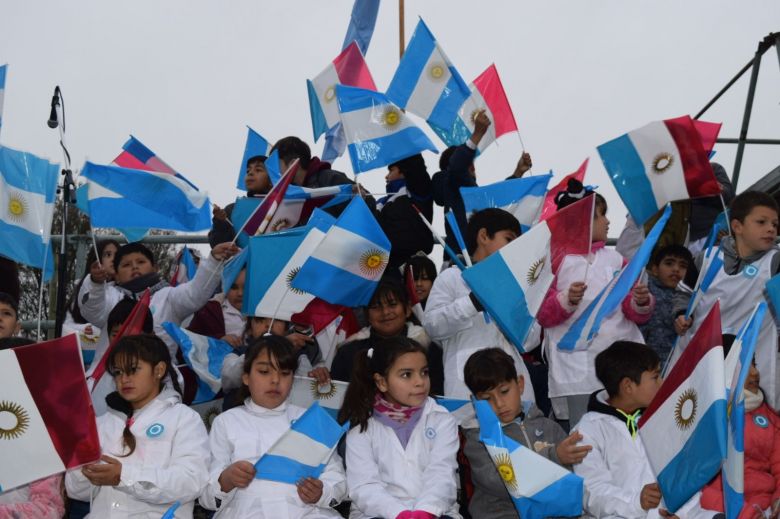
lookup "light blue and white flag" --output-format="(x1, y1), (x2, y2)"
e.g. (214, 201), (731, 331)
(236, 126), (270, 190)
(386, 19), (471, 131)
(475, 399), (583, 519)
(722, 303), (767, 519)
(0, 145), (59, 280)
(460, 173), (552, 232)
(79, 162), (211, 236)
(342, 0), (380, 55)
(254, 401), (349, 484)
(435, 397), (475, 426)
(222, 246), (248, 296)
(463, 220), (554, 352)
(162, 322), (234, 404)
(290, 376), (349, 420)
(558, 204), (672, 351)
(171, 246), (198, 287)
(292, 197), (391, 306)
(0, 65), (6, 135)
(336, 84), (438, 174)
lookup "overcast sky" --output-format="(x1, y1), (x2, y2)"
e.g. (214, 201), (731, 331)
(1, 1), (778, 250)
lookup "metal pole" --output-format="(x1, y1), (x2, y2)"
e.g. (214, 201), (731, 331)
(399, 0), (405, 59)
(693, 58), (756, 120)
(731, 41), (765, 190)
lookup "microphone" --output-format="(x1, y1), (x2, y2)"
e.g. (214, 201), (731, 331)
(47, 87), (60, 129)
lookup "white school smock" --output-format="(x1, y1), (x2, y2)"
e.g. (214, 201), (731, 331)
(692, 248), (780, 407)
(64, 387), (209, 518)
(345, 397), (461, 519)
(423, 266), (537, 401)
(199, 399), (345, 519)
(544, 249), (646, 399)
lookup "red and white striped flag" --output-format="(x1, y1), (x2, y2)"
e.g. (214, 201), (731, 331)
(239, 159), (300, 237)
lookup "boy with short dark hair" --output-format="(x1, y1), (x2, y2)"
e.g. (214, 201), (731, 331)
(462, 348), (591, 519)
(573, 341), (668, 517)
(640, 244), (693, 363)
(0, 292), (21, 339)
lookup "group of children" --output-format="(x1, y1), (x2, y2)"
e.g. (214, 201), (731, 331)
(1, 124), (780, 519)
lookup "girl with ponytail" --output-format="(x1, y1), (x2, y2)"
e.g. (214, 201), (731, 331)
(65, 334), (209, 518)
(339, 337), (461, 519)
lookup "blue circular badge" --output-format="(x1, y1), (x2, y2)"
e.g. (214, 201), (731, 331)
(425, 427), (436, 439)
(743, 265), (759, 279)
(754, 415), (769, 428)
(146, 423), (165, 438)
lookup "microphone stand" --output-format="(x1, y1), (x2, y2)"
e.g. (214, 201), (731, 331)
(49, 87), (74, 338)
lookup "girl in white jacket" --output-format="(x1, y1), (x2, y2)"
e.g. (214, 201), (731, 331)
(339, 336), (461, 519)
(200, 335), (346, 518)
(65, 334), (210, 518)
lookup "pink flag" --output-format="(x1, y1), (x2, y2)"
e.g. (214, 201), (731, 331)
(456, 64), (518, 152)
(540, 158), (589, 222)
(693, 120), (722, 156)
(546, 194), (594, 274)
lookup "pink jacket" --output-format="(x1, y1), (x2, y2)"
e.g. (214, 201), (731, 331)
(0, 474), (65, 519)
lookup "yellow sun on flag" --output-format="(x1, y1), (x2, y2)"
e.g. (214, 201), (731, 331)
(526, 256), (547, 285)
(381, 107), (402, 130)
(309, 379), (338, 400)
(7, 193), (27, 223)
(324, 85), (336, 103)
(493, 451), (518, 492)
(429, 63), (446, 81)
(0, 400), (30, 440)
(674, 388), (698, 430)
(359, 248), (388, 278)
(286, 266), (306, 295)
(652, 152), (675, 174)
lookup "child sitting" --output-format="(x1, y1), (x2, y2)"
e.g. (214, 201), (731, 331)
(200, 335), (346, 518)
(462, 348), (591, 518)
(406, 253), (437, 310)
(640, 244), (692, 363)
(188, 267), (247, 346)
(0, 292), (21, 339)
(339, 337), (461, 519)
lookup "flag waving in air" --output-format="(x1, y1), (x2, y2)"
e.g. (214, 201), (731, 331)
(460, 173), (552, 232)
(235, 126), (270, 189)
(237, 159), (299, 237)
(0, 64), (7, 135)
(112, 135), (197, 190)
(546, 194), (595, 274)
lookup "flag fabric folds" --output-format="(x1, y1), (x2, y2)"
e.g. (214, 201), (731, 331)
(235, 126), (270, 189)
(460, 173), (552, 232)
(540, 158), (589, 222)
(336, 85), (437, 174)
(308, 42), (377, 142)
(435, 397), (475, 426)
(170, 246), (198, 287)
(292, 197), (391, 306)
(546, 195), (595, 274)
(112, 135), (197, 190)
(290, 376), (349, 420)
(222, 246), (248, 297)
(237, 159), (299, 237)
(475, 400), (583, 519)
(0, 334), (101, 492)
(341, 0), (380, 55)
(558, 204), (672, 351)
(162, 323), (234, 404)
(405, 263), (425, 323)
(462, 220), (555, 352)
(598, 115), (720, 225)
(638, 302), (728, 513)
(386, 19), (471, 131)
(0, 64), (6, 135)
(0, 144), (59, 280)
(254, 402), (349, 484)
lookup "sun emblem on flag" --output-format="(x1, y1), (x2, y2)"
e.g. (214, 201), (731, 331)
(7, 193), (27, 223)
(323, 85), (336, 103)
(674, 388), (698, 430)
(428, 62), (446, 81)
(526, 256), (547, 285)
(200, 405), (222, 433)
(493, 452), (518, 492)
(310, 379), (338, 400)
(359, 248), (388, 278)
(0, 401), (30, 440)
(381, 106), (403, 130)
(271, 217), (293, 233)
(286, 266), (306, 295)
(652, 152), (675, 174)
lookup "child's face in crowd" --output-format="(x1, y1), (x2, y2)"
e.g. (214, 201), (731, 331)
(101, 244), (118, 279)
(622, 366), (662, 410)
(115, 252), (156, 284)
(476, 376), (525, 424)
(250, 317), (287, 339)
(592, 205), (610, 243)
(242, 350), (294, 409)
(651, 255), (688, 289)
(367, 294), (411, 338)
(745, 360), (760, 394)
(111, 356), (164, 410)
(374, 351), (430, 407)
(0, 302), (20, 339)
(226, 270), (246, 311)
(414, 273), (433, 302)
(732, 206), (778, 256)
(385, 166), (404, 182)
(245, 162), (271, 193)
(477, 229), (517, 258)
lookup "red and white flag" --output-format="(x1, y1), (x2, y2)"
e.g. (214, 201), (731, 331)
(457, 64), (518, 153)
(239, 159), (299, 237)
(546, 194), (595, 274)
(0, 334), (100, 491)
(405, 264), (425, 323)
(540, 158), (589, 222)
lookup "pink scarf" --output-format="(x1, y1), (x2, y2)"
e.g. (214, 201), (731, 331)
(373, 393), (422, 424)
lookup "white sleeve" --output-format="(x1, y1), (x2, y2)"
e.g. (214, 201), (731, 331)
(346, 427), (407, 519)
(573, 421), (646, 519)
(164, 254), (223, 324)
(117, 409), (210, 505)
(64, 466), (94, 502)
(413, 414), (459, 515)
(78, 277), (122, 329)
(314, 450), (347, 509)
(423, 270), (479, 341)
(199, 415), (238, 511)
(221, 353), (244, 391)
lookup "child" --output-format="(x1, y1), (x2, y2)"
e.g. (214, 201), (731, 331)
(0, 292), (21, 339)
(699, 349), (780, 516)
(200, 335), (346, 518)
(640, 244), (692, 363)
(573, 341), (668, 518)
(339, 337), (461, 519)
(78, 241), (239, 358)
(406, 253), (438, 309)
(423, 208), (536, 402)
(462, 348), (591, 518)
(539, 183), (653, 428)
(65, 334), (210, 518)
(675, 190), (780, 407)
(188, 267), (247, 346)
(210, 155), (270, 247)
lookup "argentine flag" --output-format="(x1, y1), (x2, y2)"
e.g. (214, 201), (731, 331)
(0, 145), (59, 280)
(290, 376), (349, 420)
(292, 196), (391, 306)
(162, 323), (234, 404)
(475, 400), (583, 519)
(236, 126), (270, 190)
(336, 85), (437, 174)
(0, 64), (6, 135)
(254, 402), (349, 484)
(386, 19), (471, 131)
(460, 173), (552, 232)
